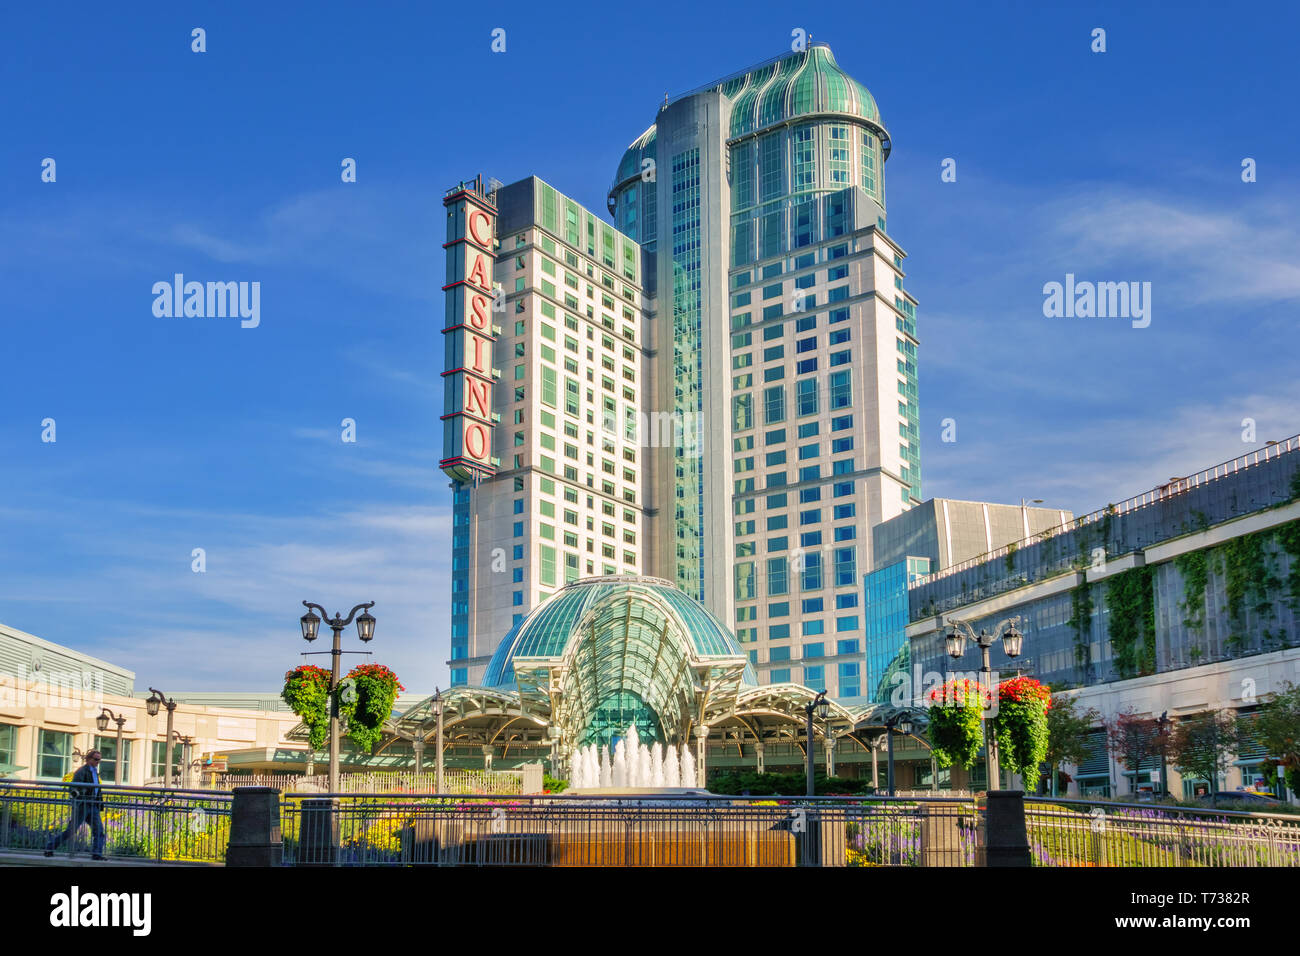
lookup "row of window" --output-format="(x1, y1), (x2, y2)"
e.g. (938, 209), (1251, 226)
(730, 123), (881, 213)
(755, 636), (862, 659)
(0, 725), (187, 782)
(765, 662), (861, 696)
(734, 546), (858, 598)
(733, 371), (853, 431)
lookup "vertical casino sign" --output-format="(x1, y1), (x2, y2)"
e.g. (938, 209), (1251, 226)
(440, 177), (501, 483)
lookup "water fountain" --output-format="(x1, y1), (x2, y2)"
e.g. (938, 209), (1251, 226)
(568, 725), (701, 791)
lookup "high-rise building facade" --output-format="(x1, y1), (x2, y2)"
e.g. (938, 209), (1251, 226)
(606, 44), (920, 697)
(445, 45), (921, 695)
(443, 177), (654, 685)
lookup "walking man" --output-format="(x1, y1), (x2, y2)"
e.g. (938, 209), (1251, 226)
(45, 750), (106, 859)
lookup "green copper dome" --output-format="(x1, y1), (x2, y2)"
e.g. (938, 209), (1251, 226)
(614, 123), (658, 187)
(723, 44), (886, 142)
(612, 45), (887, 193)
(482, 575), (756, 689)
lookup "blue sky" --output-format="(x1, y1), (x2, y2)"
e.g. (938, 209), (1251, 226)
(2, 1), (1298, 692)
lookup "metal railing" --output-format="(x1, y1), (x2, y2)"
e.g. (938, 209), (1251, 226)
(0, 781), (231, 863)
(1024, 797), (1300, 867)
(915, 434), (1300, 591)
(278, 793), (982, 867)
(197, 768), (539, 795)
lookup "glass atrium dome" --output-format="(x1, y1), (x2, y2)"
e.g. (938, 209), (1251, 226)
(480, 576), (755, 747)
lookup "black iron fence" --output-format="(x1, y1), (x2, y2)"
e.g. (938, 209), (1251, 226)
(8, 783), (1299, 867)
(1024, 797), (1300, 866)
(278, 792), (983, 867)
(0, 780), (231, 863)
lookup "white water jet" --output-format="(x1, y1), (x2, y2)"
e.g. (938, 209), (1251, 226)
(599, 745), (612, 788)
(681, 747), (696, 788)
(613, 739), (627, 788)
(664, 744), (680, 787)
(570, 749), (583, 789)
(569, 726), (704, 790)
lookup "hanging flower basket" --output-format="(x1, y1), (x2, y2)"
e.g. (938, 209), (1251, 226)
(991, 675), (1052, 780)
(282, 665), (332, 751)
(926, 678), (991, 769)
(339, 663), (405, 753)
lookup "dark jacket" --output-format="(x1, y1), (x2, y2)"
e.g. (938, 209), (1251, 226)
(68, 764), (103, 806)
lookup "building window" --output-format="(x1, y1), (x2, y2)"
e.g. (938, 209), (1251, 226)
(0, 723), (16, 768)
(803, 665), (826, 692)
(834, 547), (857, 586)
(829, 370), (852, 409)
(768, 556), (789, 595)
(796, 378), (818, 416)
(37, 729), (73, 780)
(770, 668), (791, 684)
(95, 735), (132, 783)
(149, 740), (185, 781)
(763, 386), (786, 424)
(838, 662), (860, 698)
(802, 551), (823, 589)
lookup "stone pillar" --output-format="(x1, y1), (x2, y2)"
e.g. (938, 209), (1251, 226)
(412, 738), (424, 775)
(871, 743), (879, 790)
(754, 741), (765, 775)
(824, 737), (836, 778)
(482, 745), (493, 772)
(226, 787), (282, 867)
(983, 790), (1031, 867)
(299, 797), (339, 866)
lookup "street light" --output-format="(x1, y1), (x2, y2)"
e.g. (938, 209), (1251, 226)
(433, 688), (444, 795)
(1156, 711), (1171, 799)
(883, 710), (915, 797)
(97, 709), (127, 785)
(146, 688), (177, 787)
(298, 600), (377, 792)
(945, 616), (1023, 791)
(803, 690), (831, 797)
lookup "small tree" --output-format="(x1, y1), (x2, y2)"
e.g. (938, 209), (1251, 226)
(1168, 710), (1240, 804)
(1254, 682), (1300, 797)
(1045, 692), (1100, 796)
(1106, 709), (1164, 796)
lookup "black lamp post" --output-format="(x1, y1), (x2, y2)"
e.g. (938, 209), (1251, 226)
(803, 690), (831, 797)
(299, 600), (376, 792)
(145, 688), (177, 787)
(883, 710), (915, 797)
(433, 688), (444, 795)
(944, 616), (1023, 790)
(1156, 711), (1171, 798)
(96, 708), (127, 785)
